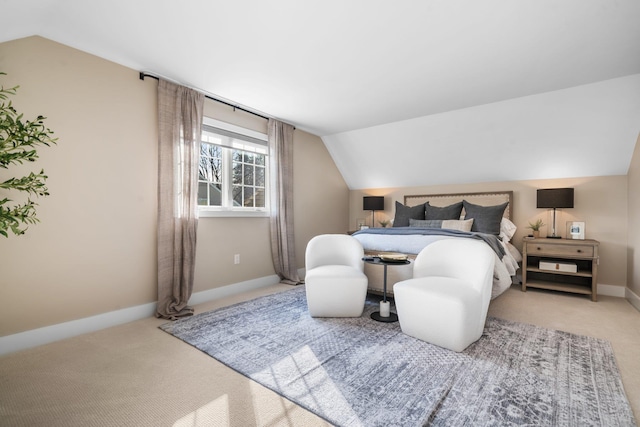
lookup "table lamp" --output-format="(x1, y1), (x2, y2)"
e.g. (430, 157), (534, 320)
(363, 196), (384, 228)
(537, 188), (574, 238)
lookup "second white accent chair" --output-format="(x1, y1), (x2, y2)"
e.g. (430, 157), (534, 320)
(393, 238), (495, 352)
(304, 234), (368, 317)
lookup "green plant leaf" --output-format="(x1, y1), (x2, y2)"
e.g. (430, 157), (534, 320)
(0, 72), (56, 237)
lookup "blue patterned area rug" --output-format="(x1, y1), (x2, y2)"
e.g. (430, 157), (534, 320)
(160, 287), (635, 426)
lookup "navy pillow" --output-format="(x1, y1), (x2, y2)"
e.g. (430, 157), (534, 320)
(462, 200), (508, 235)
(424, 201), (463, 220)
(392, 201), (425, 227)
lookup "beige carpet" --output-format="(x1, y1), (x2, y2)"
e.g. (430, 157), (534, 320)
(1, 284), (639, 427)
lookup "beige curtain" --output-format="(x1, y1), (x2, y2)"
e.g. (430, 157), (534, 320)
(156, 79), (204, 319)
(269, 119), (303, 285)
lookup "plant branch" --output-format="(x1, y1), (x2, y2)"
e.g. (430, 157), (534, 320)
(0, 198), (39, 237)
(1, 170), (50, 196)
(0, 72), (57, 237)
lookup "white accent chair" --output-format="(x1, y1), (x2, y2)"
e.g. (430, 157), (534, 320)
(305, 234), (368, 317)
(393, 239), (495, 352)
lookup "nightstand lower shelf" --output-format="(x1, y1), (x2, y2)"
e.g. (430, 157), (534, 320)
(526, 267), (593, 278)
(524, 280), (593, 296)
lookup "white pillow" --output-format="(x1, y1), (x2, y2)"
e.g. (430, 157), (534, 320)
(499, 218), (517, 242)
(442, 219), (474, 232)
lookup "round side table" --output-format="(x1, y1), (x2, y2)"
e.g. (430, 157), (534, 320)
(363, 257), (410, 322)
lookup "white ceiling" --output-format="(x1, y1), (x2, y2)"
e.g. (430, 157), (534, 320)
(2, 0), (640, 189)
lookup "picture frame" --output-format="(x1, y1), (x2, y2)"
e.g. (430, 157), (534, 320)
(566, 221), (585, 240)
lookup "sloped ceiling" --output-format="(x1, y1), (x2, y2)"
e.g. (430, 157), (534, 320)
(2, 0), (639, 189)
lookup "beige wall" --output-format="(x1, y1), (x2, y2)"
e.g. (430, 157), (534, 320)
(628, 133), (640, 295)
(351, 175), (629, 289)
(0, 36), (349, 336)
(0, 36), (158, 335)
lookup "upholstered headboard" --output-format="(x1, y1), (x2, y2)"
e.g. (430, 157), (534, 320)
(404, 191), (513, 220)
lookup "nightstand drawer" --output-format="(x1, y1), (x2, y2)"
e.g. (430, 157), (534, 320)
(526, 243), (594, 258)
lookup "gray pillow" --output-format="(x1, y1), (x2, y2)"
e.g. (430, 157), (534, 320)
(409, 219), (443, 228)
(462, 200), (508, 235)
(424, 201), (463, 220)
(393, 201), (425, 227)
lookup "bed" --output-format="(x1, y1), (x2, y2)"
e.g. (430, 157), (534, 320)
(352, 191), (521, 300)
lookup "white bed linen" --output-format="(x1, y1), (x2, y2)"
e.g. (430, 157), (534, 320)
(352, 233), (521, 299)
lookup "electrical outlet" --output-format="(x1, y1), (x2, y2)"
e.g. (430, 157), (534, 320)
(234, 254), (240, 264)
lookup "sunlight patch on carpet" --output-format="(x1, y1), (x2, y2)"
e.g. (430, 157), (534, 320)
(254, 345), (362, 426)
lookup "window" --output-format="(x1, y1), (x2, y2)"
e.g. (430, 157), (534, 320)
(198, 118), (269, 217)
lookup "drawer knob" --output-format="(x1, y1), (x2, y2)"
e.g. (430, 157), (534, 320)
(577, 249), (582, 253)
(537, 247), (541, 250)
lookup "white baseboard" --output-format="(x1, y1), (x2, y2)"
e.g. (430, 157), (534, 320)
(598, 283), (627, 298)
(626, 287), (640, 312)
(0, 274), (283, 357)
(0, 302), (157, 357)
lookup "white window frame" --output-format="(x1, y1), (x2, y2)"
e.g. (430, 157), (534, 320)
(198, 117), (269, 218)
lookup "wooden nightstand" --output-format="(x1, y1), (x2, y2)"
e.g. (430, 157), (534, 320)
(522, 238), (600, 301)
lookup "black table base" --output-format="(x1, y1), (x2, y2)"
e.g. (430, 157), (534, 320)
(370, 311), (398, 322)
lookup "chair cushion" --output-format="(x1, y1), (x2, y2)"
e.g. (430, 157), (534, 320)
(306, 265), (366, 280)
(394, 277), (480, 308)
(305, 266), (368, 317)
(393, 277), (484, 352)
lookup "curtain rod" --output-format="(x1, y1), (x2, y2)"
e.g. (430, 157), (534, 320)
(139, 72), (270, 121)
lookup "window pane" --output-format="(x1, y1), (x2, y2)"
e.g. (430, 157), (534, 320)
(232, 151), (242, 162)
(243, 152), (254, 163)
(212, 157), (222, 183)
(199, 182), (223, 206)
(243, 187), (254, 207)
(199, 155), (208, 180)
(199, 143), (222, 183)
(256, 166), (265, 187)
(245, 165), (254, 186)
(201, 143), (221, 159)
(255, 188), (265, 207)
(200, 156), (221, 183)
(256, 154), (265, 166)
(233, 162), (242, 185)
(232, 185), (242, 206)
(198, 182), (208, 205)
(209, 183), (222, 206)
